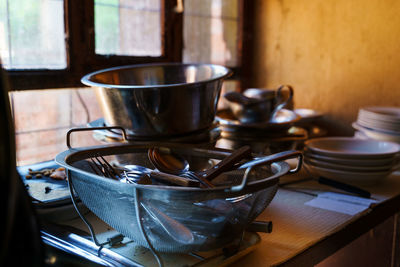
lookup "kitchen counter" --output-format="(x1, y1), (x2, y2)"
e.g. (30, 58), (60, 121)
(232, 169), (400, 266)
(42, 167), (400, 266)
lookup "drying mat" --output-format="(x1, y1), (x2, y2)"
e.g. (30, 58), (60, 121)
(62, 211), (262, 267)
(230, 171), (400, 266)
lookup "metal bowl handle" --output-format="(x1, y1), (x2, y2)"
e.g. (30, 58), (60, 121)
(66, 126), (128, 149)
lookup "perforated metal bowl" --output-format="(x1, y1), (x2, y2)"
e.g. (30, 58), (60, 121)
(57, 146), (296, 253)
(56, 127), (301, 253)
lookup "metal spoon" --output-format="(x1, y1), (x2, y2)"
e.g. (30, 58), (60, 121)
(148, 147), (214, 187)
(122, 164), (200, 187)
(140, 199), (194, 245)
(148, 146), (252, 187)
(148, 148), (189, 175)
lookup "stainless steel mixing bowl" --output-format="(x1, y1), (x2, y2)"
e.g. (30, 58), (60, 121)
(81, 63), (232, 137)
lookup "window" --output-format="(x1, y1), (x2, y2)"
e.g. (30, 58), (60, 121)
(2, 0), (254, 165)
(95, 0), (162, 56)
(10, 88), (103, 165)
(183, 0), (239, 66)
(0, 0), (66, 69)
(2, 0), (183, 89)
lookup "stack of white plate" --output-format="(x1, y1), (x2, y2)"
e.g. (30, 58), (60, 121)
(353, 106), (400, 143)
(304, 137), (400, 185)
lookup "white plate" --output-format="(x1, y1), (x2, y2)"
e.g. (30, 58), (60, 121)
(352, 122), (400, 143)
(304, 162), (392, 185)
(304, 137), (400, 159)
(358, 114), (400, 125)
(304, 150), (396, 166)
(304, 157), (393, 172)
(356, 118), (400, 134)
(359, 107), (400, 123)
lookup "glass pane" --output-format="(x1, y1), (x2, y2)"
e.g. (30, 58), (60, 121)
(94, 0), (119, 55)
(10, 88), (103, 165)
(183, 0), (239, 67)
(0, 0), (9, 66)
(0, 0), (66, 69)
(95, 0), (162, 57)
(185, 0), (238, 19)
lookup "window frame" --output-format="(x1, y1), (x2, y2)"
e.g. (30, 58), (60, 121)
(6, 0), (254, 91)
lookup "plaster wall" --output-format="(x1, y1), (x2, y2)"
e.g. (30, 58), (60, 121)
(252, 0), (400, 130)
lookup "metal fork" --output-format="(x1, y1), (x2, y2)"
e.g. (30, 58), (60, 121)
(87, 154), (141, 183)
(87, 155), (118, 179)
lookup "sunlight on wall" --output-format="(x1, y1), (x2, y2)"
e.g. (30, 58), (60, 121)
(252, 0), (400, 130)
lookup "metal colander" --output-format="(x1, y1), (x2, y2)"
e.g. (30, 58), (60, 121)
(55, 129), (296, 254)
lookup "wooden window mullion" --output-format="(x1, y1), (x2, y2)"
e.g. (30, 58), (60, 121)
(65, 0), (95, 85)
(238, 0), (256, 91)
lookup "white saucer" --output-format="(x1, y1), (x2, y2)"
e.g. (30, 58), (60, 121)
(356, 118), (400, 134)
(359, 107), (400, 122)
(294, 108), (324, 124)
(304, 137), (400, 159)
(216, 109), (300, 131)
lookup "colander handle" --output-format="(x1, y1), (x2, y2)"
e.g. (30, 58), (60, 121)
(66, 126), (128, 149)
(239, 150), (303, 173)
(230, 150), (303, 192)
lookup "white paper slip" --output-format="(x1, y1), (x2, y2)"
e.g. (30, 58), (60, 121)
(304, 192), (378, 216)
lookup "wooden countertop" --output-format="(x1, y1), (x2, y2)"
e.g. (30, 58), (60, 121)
(231, 169), (400, 266)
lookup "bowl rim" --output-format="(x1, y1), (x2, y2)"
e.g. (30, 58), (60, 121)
(81, 62), (233, 89)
